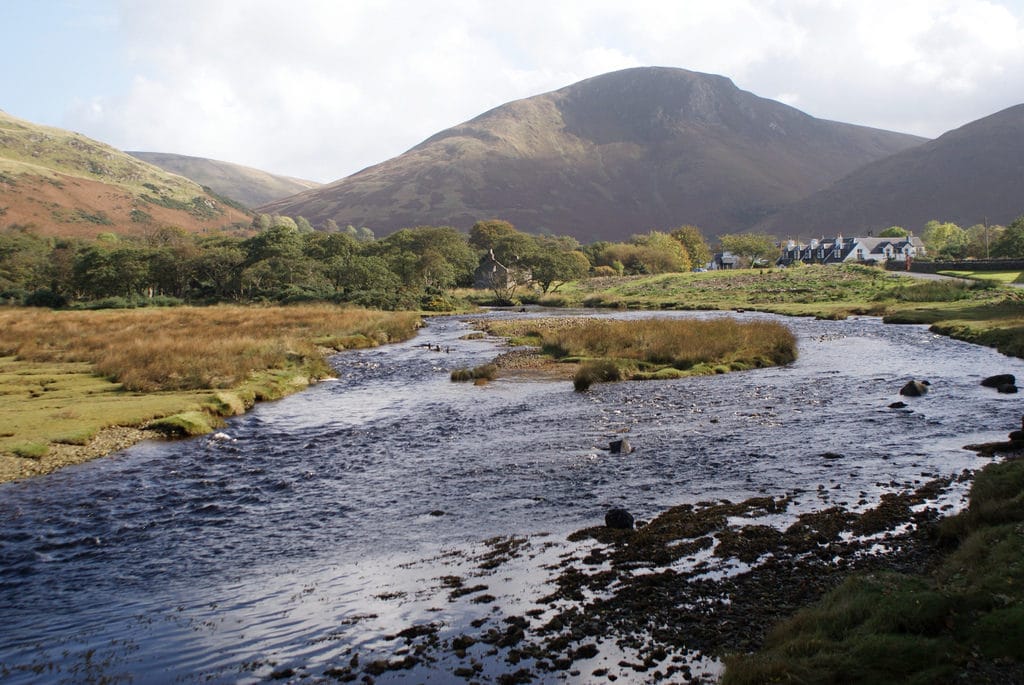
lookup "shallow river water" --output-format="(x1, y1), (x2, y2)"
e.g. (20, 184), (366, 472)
(1, 310), (1022, 683)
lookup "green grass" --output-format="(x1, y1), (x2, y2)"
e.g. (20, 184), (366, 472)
(723, 458), (1024, 684)
(939, 270), (1024, 284)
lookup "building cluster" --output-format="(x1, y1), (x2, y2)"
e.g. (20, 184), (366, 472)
(776, 235), (926, 267)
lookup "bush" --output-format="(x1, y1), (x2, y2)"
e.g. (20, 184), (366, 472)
(451, 364), (499, 382)
(573, 359), (622, 391)
(24, 288), (67, 308)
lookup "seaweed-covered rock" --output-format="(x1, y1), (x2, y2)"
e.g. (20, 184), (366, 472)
(605, 508), (634, 529)
(981, 373), (1016, 388)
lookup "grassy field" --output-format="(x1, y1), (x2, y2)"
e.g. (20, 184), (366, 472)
(0, 305), (420, 481)
(939, 269), (1024, 284)
(483, 316), (797, 390)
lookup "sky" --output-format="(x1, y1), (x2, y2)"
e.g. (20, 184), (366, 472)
(3, 0), (1023, 183)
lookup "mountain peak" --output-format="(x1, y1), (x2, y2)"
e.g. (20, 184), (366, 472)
(260, 67), (925, 241)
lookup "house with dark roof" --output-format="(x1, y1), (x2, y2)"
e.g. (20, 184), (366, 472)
(777, 235), (926, 266)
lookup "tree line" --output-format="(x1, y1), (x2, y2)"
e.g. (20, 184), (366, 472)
(0, 219), (714, 309)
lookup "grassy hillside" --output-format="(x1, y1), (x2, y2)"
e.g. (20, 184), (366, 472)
(0, 110), (252, 237)
(128, 151), (321, 208)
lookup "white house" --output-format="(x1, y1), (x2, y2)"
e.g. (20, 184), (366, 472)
(778, 235), (926, 266)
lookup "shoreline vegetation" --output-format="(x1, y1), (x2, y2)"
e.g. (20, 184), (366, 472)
(0, 305), (421, 482)
(479, 316), (797, 391)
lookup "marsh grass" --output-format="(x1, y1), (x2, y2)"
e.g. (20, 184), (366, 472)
(724, 458), (1024, 683)
(486, 316), (797, 391)
(0, 306), (421, 473)
(450, 364), (499, 382)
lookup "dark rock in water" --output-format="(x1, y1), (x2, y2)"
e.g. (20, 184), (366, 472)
(821, 452), (843, 460)
(998, 383), (1019, 394)
(429, 510), (446, 517)
(609, 438), (633, 454)
(900, 380), (929, 397)
(889, 401), (908, 409)
(605, 508), (634, 529)
(982, 373), (1016, 388)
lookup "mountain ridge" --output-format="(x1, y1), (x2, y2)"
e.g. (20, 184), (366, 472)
(755, 103), (1024, 237)
(127, 151), (321, 209)
(260, 67), (927, 241)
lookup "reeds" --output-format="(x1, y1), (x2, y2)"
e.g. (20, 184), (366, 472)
(545, 317), (797, 370)
(0, 305), (421, 392)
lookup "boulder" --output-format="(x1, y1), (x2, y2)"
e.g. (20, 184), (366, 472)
(609, 438), (634, 454)
(981, 374), (1016, 388)
(899, 380), (929, 397)
(604, 508), (634, 529)
(999, 384), (1019, 394)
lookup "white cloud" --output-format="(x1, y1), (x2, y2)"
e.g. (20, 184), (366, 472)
(62, 0), (1024, 182)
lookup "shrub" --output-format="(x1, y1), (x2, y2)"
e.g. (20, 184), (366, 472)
(24, 288), (67, 308)
(573, 359), (622, 391)
(451, 364), (499, 382)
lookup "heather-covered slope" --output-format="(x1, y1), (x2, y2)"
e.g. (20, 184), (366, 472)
(757, 104), (1024, 237)
(128, 151), (321, 208)
(0, 110), (250, 238)
(261, 67), (926, 241)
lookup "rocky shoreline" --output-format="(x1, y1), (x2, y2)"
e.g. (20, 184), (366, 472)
(294, 462), (990, 684)
(0, 426), (163, 483)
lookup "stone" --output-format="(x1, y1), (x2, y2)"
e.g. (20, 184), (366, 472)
(899, 380), (929, 397)
(981, 374), (1016, 388)
(998, 383), (1019, 394)
(889, 401), (908, 409)
(609, 438), (633, 454)
(605, 508), (634, 529)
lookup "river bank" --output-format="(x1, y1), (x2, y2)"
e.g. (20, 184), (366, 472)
(0, 305), (421, 483)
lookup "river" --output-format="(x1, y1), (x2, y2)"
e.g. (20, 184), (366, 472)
(1, 310), (1021, 683)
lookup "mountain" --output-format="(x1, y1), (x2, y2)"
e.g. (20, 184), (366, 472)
(127, 151), (321, 208)
(755, 104), (1024, 237)
(260, 67), (926, 242)
(0, 110), (251, 238)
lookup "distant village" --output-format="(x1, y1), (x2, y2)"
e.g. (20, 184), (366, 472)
(712, 234), (926, 270)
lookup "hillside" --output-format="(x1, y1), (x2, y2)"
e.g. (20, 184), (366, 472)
(756, 104), (1024, 237)
(127, 151), (321, 208)
(0, 110), (251, 238)
(260, 67), (926, 242)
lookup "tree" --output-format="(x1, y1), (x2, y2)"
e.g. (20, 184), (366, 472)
(670, 225), (712, 268)
(965, 223), (1005, 259)
(991, 216), (1024, 259)
(469, 219), (519, 252)
(530, 249), (590, 293)
(295, 216), (314, 233)
(718, 233), (778, 267)
(373, 226), (477, 292)
(878, 226), (908, 238)
(921, 220), (967, 259)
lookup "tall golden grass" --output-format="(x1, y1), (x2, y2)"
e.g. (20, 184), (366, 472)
(0, 306), (421, 392)
(538, 317), (797, 369)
